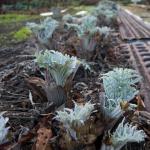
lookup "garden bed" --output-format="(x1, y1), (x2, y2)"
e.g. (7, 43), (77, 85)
(0, 1), (150, 150)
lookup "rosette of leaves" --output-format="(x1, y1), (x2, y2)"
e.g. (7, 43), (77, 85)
(97, 26), (111, 37)
(0, 112), (9, 144)
(66, 15), (111, 60)
(92, 1), (118, 27)
(34, 50), (80, 107)
(101, 68), (141, 118)
(112, 119), (146, 148)
(62, 14), (77, 23)
(28, 50), (89, 109)
(66, 15), (97, 38)
(55, 101), (97, 149)
(27, 17), (59, 48)
(101, 118), (146, 150)
(35, 50), (80, 87)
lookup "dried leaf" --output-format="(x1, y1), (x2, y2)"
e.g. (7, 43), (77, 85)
(26, 77), (47, 103)
(136, 96), (145, 111)
(34, 127), (53, 150)
(26, 77), (67, 107)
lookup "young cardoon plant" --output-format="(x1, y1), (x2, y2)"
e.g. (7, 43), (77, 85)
(0, 113), (9, 144)
(66, 15), (112, 60)
(111, 118), (146, 149)
(101, 118), (146, 150)
(102, 68), (141, 101)
(35, 50), (80, 87)
(131, 0), (142, 4)
(55, 101), (95, 140)
(93, 7), (116, 20)
(32, 50), (89, 108)
(66, 15), (98, 38)
(27, 17), (59, 48)
(97, 26), (111, 37)
(92, 1), (118, 27)
(62, 14), (77, 23)
(101, 68), (141, 118)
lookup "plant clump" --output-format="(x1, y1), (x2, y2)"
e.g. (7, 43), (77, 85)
(0, 113), (9, 144)
(54, 101), (99, 149)
(131, 0), (142, 4)
(101, 68), (141, 118)
(55, 101), (95, 139)
(65, 15), (112, 60)
(111, 118), (146, 149)
(35, 50), (80, 87)
(62, 14), (77, 23)
(27, 17), (59, 48)
(102, 68), (141, 102)
(92, 0), (118, 27)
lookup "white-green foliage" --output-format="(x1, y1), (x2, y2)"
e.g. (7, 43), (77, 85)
(55, 102), (95, 140)
(97, 26), (111, 37)
(81, 15), (97, 34)
(93, 1), (118, 21)
(102, 68), (141, 115)
(55, 101), (95, 139)
(35, 50), (80, 87)
(27, 17), (59, 44)
(0, 113), (9, 144)
(111, 118), (146, 149)
(66, 15), (110, 52)
(62, 14), (77, 23)
(55, 101), (95, 126)
(66, 15), (98, 38)
(103, 101), (122, 118)
(131, 0), (142, 4)
(94, 7), (116, 19)
(66, 15), (111, 38)
(103, 68), (141, 101)
(79, 59), (92, 71)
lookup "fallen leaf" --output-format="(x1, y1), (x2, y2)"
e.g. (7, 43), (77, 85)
(34, 127), (53, 150)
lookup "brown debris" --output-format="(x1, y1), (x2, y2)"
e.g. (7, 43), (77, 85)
(33, 127), (53, 150)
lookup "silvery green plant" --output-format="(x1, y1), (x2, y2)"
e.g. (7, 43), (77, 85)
(92, 1), (118, 26)
(102, 98), (122, 118)
(97, 26), (111, 37)
(102, 68), (141, 117)
(80, 15), (97, 35)
(102, 99), (137, 119)
(94, 7), (116, 19)
(35, 50), (80, 87)
(62, 14), (77, 23)
(111, 118), (146, 150)
(102, 68), (141, 101)
(131, 0), (142, 4)
(55, 101), (95, 140)
(27, 17), (59, 44)
(66, 15), (111, 41)
(0, 112), (9, 144)
(66, 15), (98, 38)
(66, 15), (112, 60)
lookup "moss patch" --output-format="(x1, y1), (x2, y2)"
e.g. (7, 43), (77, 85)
(0, 14), (40, 25)
(0, 14), (41, 46)
(12, 27), (32, 42)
